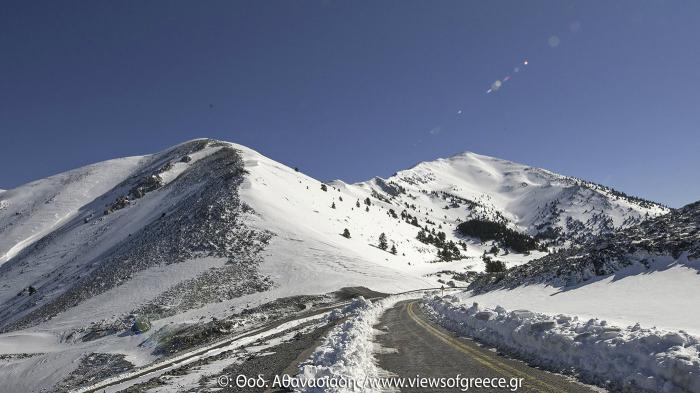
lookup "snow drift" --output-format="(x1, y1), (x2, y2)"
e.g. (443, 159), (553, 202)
(296, 294), (420, 393)
(424, 295), (700, 393)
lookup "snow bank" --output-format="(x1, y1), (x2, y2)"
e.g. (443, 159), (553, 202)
(296, 294), (419, 393)
(424, 295), (700, 393)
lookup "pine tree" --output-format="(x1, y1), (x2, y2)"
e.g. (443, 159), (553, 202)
(416, 229), (427, 242)
(331, 202), (336, 209)
(390, 244), (397, 255)
(378, 233), (388, 250)
(356, 200), (361, 208)
(484, 258), (506, 273)
(321, 184), (328, 192)
(342, 228), (351, 238)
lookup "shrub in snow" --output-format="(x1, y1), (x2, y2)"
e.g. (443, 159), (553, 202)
(131, 316), (151, 334)
(423, 296), (700, 393)
(483, 257), (506, 273)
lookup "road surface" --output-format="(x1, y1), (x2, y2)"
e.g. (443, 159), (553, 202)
(375, 301), (602, 393)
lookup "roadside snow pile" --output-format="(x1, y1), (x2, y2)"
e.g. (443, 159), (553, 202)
(423, 295), (700, 393)
(296, 294), (419, 393)
(326, 297), (373, 322)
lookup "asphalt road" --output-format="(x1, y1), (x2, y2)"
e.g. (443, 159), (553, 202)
(375, 301), (602, 393)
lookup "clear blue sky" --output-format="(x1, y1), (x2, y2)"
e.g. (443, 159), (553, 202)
(1, 1), (698, 207)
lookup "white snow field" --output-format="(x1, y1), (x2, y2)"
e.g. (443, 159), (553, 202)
(458, 255), (700, 335)
(0, 138), (681, 392)
(0, 156), (144, 265)
(423, 295), (700, 393)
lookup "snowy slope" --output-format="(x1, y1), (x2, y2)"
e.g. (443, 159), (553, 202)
(237, 145), (668, 286)
(0, 157), (144, 265)
(457, 199), (700, 333)
(458, 257), (700, 334)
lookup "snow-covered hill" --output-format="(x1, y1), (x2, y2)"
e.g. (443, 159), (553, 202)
(0, 138), (674, 392)
(384, 152), (666, 243)
(453, 199), (700, 336)
(469, 199), (700, 291)
(0, 139), (669, 332)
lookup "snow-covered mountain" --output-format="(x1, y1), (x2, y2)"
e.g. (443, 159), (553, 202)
(0, 138), (674, 391)
(0, 138), (668, 333)
(365, 151), (667, 244)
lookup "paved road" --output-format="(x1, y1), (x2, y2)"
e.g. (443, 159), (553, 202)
(375, 301), (601, 393)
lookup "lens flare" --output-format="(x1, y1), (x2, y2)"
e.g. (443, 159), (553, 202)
(548, 35), (560, 47)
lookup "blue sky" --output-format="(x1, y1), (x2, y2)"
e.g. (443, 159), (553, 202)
(1, 1), (698, 207)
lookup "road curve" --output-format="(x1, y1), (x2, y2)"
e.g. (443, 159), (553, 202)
(375, 301), (602, 393)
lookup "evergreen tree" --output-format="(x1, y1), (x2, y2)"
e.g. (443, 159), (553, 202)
(378, 233), (388, 250)
(331, 202), (336, 209)
(321, 184), (328, 192)
(437, 231), (446, 243)
(356, 200), (361, 208)
(484, 258), (507, 273)
(342, 228), (351, 238)
(416, 229), (427, 242)
(391, 244), (397, 254)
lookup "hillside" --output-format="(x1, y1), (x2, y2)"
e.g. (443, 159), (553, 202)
(450, 200), (700, 334)
(468, 200), (699, 290)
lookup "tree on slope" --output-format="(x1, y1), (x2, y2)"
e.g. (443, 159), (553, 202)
(391, 244), (397, 255)
(378, 233), (388, 250)
(342, 228), (351, 238)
